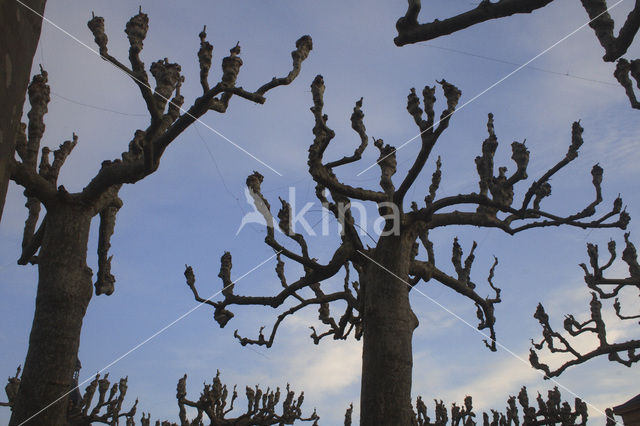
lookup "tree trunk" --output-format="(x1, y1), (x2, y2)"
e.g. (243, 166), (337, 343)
(10, 203), (93, 426)
(360, 233), (419, 425)
(0, 0), (46, 224)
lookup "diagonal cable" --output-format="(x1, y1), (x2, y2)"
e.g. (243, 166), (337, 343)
(357, 0), (626, 176)
(356, 249), (615, 421)
(18, 251), (280, 425)
(15, 0), (283, 176)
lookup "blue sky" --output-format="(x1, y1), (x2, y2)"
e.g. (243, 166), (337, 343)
(1, 0), (640, 423)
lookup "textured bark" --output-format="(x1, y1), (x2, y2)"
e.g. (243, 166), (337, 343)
(10, 204), (93, 425)
(0, 0), (46, 223)
(360, 234), (418, 425)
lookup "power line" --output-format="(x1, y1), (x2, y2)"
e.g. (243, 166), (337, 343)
(50, 91), (148, 117)
(418, 43), (619, 87)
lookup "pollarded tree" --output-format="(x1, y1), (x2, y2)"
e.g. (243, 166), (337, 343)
(8, 9), (312, 425)
(394, 0), (640, 110)
(530, 232), (640, 377)
(185, 75), (629, 423)
(3, 368), (319, 425)
(175, 371), (319, 425)
(358, 385), (589, 425)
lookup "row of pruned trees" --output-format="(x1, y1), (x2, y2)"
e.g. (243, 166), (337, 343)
(1, 1), (639, 425)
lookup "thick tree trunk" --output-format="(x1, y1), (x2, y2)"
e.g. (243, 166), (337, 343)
(360, 234), (419, 425)
(0, 0), (46, 224)
(10, 204), (93, 426)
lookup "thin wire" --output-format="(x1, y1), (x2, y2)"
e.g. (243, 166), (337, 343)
(417, 43), (619, 87)
(51, 90), (147, 117)
(356, 249), (614, 421)
(193, 124), (247, 211)
(15, 0), (283, 176)
(357, 0), (626, 176)
(18, 251), (280, 425)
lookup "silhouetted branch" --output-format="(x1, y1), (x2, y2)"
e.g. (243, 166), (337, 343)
(394, 0), (555, 47)
(395, 0), (639, 62)
(69, 373), (140, 425)
(394, 0), (640, 109)
(579, 0), (640, 62)
(414, 115), (628, 236)
(80, 12), (312, 204)
(95, 193), (123, 296)
(530, 234), (640, 378)
(412, 386), (590, 425)
(186, 248), (358, 347)
(411, 244), (501, 351)
(614, 58), (640, 109)
(176, 371), (319, 425)
(1, 367), (21, 408)
(394, 81), (461, 204)
(88, 11), (159, 121)
(308, 75), (388, 202)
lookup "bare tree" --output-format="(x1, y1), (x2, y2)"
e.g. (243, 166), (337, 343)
(175, 371), (318, 425)
(7, 9), (312, 424)
(0, 0), (46, 223)
(185, 75), (629, 423)
(530, 232), (640, 377)
(394, 0), (640, 109)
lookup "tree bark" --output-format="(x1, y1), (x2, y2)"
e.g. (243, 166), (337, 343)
(360, 233), (419, 425)
(0, 0), (47, 224)
(10, 203), (93, 426)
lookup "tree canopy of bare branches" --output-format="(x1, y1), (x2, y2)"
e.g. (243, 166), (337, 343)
(394, 0), (640, 109)
(8, 9), (311, 424)
(530, 233), (640, 377)
(186, 74), (628, 422)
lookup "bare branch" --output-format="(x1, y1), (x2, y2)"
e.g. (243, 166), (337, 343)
(531, 236), (640, 377)
(308, 75), (388, 202)
(24, 66), (50, 170)
(88, 11), (159, 120)
(580, 0), (640, 62)
(80, 25), (312, 206)
(394, 81), (461, 204)
(198, 26), (213, 93)
(410, 117), (627, 239)
(614, 58), (640, 109)
(177, 371), (319, 425)
(256, 35), (313, 96)
(94, 192), (123, 296)
(373, 138), (397, 196)
(234, 288), (357, 348)
(412, 385), (589, 425)
(39, 134), (78, 185)
(394, 0), (555, 46)
(324, 98), (368, 169)
(412, 246), (501, 351)
(394, 0), (640, 113)
(187, 242), (355, 347)
(1, 366), (21, 408)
